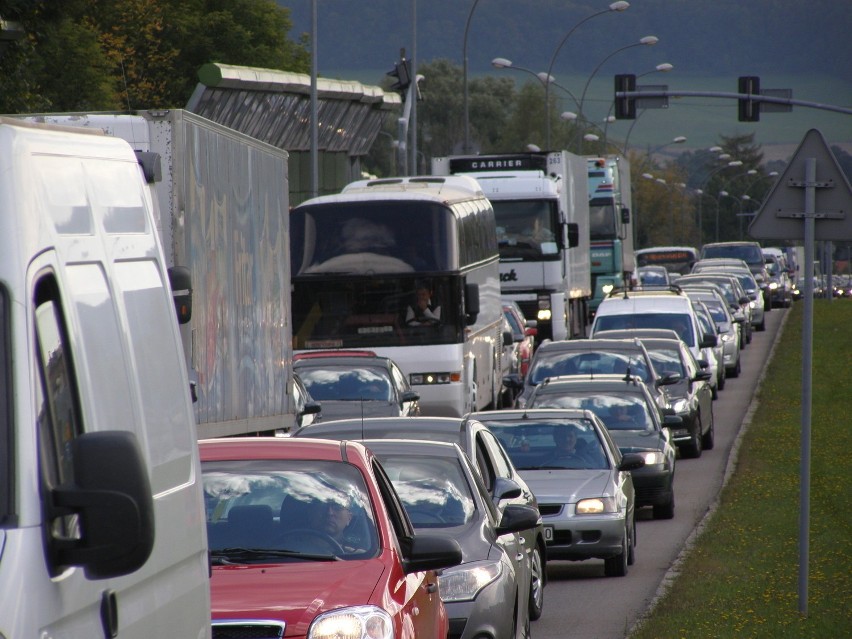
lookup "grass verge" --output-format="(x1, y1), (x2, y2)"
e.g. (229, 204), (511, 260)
(630, 300), (852, 638)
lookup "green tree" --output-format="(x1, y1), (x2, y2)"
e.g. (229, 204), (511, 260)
(0, 0), (309, 113)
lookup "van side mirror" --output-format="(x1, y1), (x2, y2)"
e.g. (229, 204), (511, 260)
(621, 207), (630, 224)
(465, 282), (480, 325)
(49, 431), (155, 579)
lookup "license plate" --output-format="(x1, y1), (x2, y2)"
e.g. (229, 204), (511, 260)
(543, 526), (554, 542)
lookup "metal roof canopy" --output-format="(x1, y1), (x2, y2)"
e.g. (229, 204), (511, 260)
(186, 63), (401, 157)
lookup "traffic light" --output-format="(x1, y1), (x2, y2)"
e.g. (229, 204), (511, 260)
(738, 76), (761, 122)
(614, 74), (636, 119)
(387, 58), (412, 95)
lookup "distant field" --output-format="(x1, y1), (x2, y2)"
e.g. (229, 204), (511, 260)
(324, 69), (851, 160)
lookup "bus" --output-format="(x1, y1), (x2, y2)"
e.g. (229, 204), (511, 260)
(290, 176), (504, 417)
(635, 246), (700, 276)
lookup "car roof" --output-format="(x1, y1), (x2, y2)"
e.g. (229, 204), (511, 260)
(292, 416), (466, 441)
(536, 337), (646, 353)
(533, 374), (649, 393)
(360, 438), (463, 458)
(294, 350), (384, 362)
(199, 436), (365, 463)
(594, 328), (680, 340)
(470, 408), (595, 421)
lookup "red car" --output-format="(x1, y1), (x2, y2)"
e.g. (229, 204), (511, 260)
(502, 301), (537, 378)
(201, 437), (462, 639)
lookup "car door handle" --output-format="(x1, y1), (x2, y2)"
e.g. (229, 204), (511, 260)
(425, 582), (438, 594)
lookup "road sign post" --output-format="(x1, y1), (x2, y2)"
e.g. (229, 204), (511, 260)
(749, 129), (852, 616)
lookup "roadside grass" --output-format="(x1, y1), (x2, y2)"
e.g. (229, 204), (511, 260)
(630, 300), (852, 638)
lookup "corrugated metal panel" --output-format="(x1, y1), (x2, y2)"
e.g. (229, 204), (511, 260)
(186, 63), (400, 157)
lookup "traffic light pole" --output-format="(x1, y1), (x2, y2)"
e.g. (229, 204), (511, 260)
(613, 88), (852, 117)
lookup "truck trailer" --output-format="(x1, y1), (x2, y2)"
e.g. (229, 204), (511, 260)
(23, 110), (294, 438)
(432, 151), (591, 341)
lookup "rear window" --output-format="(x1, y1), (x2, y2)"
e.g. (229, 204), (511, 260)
(701, 244), (763, 267)
(595, 313), (695, 347)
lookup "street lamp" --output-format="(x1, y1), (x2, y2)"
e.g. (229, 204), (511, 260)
(463, 0), (484, 153)
(716, 190), (738, 242)
(647, 135), (687, 157)
(575, 36), (659, 148)
(491, 58), (553, 144)
(697, 159), (742, 245)
(543, 1), (631, 148)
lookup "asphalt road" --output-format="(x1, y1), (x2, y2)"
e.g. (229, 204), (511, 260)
(532, 307), (790, 639)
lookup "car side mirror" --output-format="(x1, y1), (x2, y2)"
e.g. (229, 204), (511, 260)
(401, 535), (463, 574)
(401, 390), (420, 403)
(492, 477), (522, 502)
(503, 373), (524, 391)
(303, 401), (322, 415)
(700, 334), (718, 349)
(618, 452), (645, 472)
(503, 330), (514, 346)
(664, 414), (683, 426)
(656, 373), (681, 386)
(694, 370), (713, 382)
(496, 505), (541, 536)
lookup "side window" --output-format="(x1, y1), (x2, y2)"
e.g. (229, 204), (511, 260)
(372, 459), (413, 543)
(481, 431), (513, 480)
(474, 434), (496, 491)
(390, 362), (408, 393)
(0, 287), (11, 523)
(34, 279), (85, 547)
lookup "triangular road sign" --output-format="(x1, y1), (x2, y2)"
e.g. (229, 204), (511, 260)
(749, 128), (852, 241)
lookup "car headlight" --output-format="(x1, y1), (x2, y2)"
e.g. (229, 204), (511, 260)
(720, 333), (732, 342)
(749, 301), (756, 309)
(670, 398), (689, 413)
(309, 605), (393, 639)
(438, 560), (502, 602)
(576, 496), (617, 514)
(769, 282), (779, 290)
(641, 451), (666, 465)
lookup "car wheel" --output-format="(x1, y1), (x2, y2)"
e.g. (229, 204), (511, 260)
(702, 412), (715, 450)
(683, 417), (703, 458)
(626, 515), (636, 566)
(653, 493), (675, 520)
(717, 370), (726, 391)
(756, 319), (766, 331)
(711, 381), (719, 400)
(604, 524), (629, 577)
(528, 544), (545, 621)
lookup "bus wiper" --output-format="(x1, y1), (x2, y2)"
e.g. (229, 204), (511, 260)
(210, 547), (341, 563)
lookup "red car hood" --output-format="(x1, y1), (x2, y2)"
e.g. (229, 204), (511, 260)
(212, 559), (385, 634)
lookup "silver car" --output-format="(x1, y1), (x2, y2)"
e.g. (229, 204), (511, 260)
(470, 409), (644, 577)
(356, 439), (538, 639)
(683, 288), (743, 378)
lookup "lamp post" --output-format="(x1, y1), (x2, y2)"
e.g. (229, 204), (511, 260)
(575, 36), (659, 149)
(491, 58), (553, 144)
(716, 191), (738, 242)
(646, 135), (687, 158)
(543, 1), (630, 149)
(310, 0), (318, 197)
(697, 159), (742, 245)
(462, 0), (483, 153)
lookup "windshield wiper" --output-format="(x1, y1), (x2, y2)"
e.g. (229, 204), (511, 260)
(210, 547), (341, 563)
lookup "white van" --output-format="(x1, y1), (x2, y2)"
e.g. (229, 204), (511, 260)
(589, 289), (717, 367)
(0, 118), (210, 637)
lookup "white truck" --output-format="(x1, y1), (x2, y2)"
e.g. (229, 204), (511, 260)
(586, 155), (634, 317)
(432, 151), (591, 341)
(0, 118), (210, 636)
(24, 110), (295, 438)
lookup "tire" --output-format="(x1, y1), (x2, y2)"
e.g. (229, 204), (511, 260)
(653, 494), (675, 520)
(683, 417), (703, 458)
(626, 515), (637, 566)
(717, 369), (726, 391)
(727, 357), (741, 378)
(528, 544), (545, 621)
(702, 411), (715, 450)
(604, 524), (629, 577)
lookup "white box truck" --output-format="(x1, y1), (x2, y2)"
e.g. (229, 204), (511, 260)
(24, 110), (295, 438)
(432, 151), (591, 340)
(0, 118), (210, 637)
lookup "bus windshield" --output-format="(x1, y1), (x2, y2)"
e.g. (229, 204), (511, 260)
(291, 201), (456, 276)
(492, 199), (560, 260)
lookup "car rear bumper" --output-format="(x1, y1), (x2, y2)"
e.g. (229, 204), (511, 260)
(540, 509), (627, 560)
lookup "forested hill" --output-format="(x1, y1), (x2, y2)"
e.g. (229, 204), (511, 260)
(282, 0), (850, 84)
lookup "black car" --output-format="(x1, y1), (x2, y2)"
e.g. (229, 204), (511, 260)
(510, 377), (678, 519)
(293, 350), (420, 420)
(510, 338), (679, 411)
(292, 415), (548, 620)
(635, 337), (715, 458)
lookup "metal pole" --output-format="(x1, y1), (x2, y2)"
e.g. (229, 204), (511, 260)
(409, 0), (418, 174)
(798, 157), (815, 616)
(462, 0), (481, 154)
(310, 0), (318, 198)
